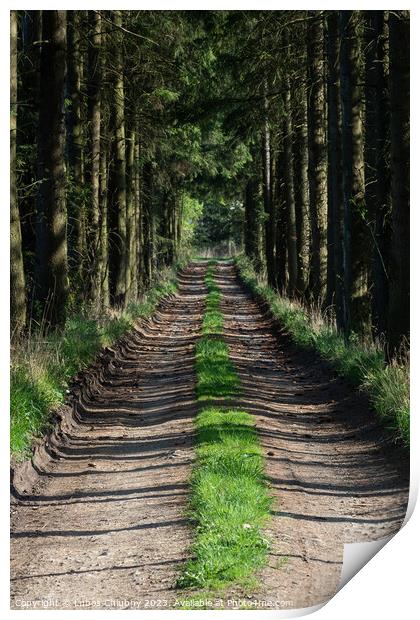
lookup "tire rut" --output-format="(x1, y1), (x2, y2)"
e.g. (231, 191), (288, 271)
(10, 264), (207, 610)
(217, 262), (409, 609)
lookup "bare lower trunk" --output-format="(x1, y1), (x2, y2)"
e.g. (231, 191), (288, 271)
(284, 72), (298, 295)
(88, 10), (101, 304)
(388, 10), (410, 355)
(293, 85), (310, 296)
(307, 11), (328, 303)
(35, 10), (68, 326)
(327, 12), (345, 329)
(10, 10), (27, 336)
(112, 11), (127, 306)
(340, 11), (368, 334)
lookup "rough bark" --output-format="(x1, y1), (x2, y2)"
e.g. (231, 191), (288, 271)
(99, 136), (109, 307)
(275, 140), (288, 293)
(11, 9), (27, 336)
(327, 12), (345, 328)
(35, 10), (68, 326)
(87, 10), (101, 304)
(142, 162), (153, 289)
(388, 10), (410, 355)
(67, 10), (85, 280)
(262, 93), (276, 287)
(126, 125), (137, 299)
(112, 10), (127, 306)
(293, 84), (310, 296)
(307, 11), (328, 303)
(284, 71), (298, 295)
(340, 11), (368, 334)
(365, 11), (391, 338)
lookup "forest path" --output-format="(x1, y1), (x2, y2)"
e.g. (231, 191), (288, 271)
(217, 262), (409, 609)
(10, 263), (207, 611)
(10, 261), (409, 610)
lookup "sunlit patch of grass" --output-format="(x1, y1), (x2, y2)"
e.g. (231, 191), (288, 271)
(235, 254), (409, 447)
(10, 270), (179, 459)
(178, 263), (271, 591)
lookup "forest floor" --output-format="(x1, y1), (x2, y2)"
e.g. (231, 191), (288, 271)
(10, 261), (409, 611)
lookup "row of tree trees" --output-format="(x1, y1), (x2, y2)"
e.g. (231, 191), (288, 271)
(10, 10), (410, 358)
(10, 10), (223, 334)
(238, 10), (409, 355)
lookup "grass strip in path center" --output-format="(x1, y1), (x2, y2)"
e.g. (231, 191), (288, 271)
(177, 261), (272, 596)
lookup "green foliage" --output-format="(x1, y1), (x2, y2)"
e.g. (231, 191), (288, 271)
(235, 255), (410, 447)
(178, 262), (271, 591)
(10, 271), (178, 459)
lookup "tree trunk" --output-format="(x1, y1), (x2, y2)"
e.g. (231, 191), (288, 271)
(10, 9), (27, 336)
(142, 162), (153, 288)
(327, 12), (345, 328)
(284, 70), (298, 295)
(126, 125), (137, 299)
(388, 10), (410, 355)
(134, 137), (143, 295)
(66, 10), (85, 282)
(275, 140), (288, 293)
(293, 84), (310, 296)
(340, 11), (368, 334)
(87, 10), (101, 305)
(244, 175), (261, 265)
(365, 11), (391, 338)
(262, 93), (276, 287)
(112, 10), (127, 306)
(35, 10), (68, 326)
(307, 11), (328, 303)
(99, 135), (109, 307)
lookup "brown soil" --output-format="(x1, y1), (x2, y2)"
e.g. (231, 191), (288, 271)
(217, 262), (409, 609)
(10, 261), (409, 611)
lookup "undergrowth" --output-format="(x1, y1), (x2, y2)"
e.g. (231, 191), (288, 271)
(10, 268), (179, 459)
(235, 254), (409, 448)
(177, 261), (271, 592)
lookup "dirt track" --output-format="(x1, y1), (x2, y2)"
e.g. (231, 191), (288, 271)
(10, 261), (409, 610)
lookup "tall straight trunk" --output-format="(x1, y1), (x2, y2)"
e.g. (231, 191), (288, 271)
(112, 10), (127, 305)
(340, 11), (368, 334)
(11, 10), (27, 336)
(388, 10), (410, 355)
(17, 10), (42, 286)
(142, 162), (153, 288)
(35, 10), (68, 326)
(262, 93), (276, 287)
(307, 11), (328, 303)
(87, 10), (101, 304)
(99, 135), (109, 307)
(126, 125), (137, 299)
(284, 71), (298, 295)
(275, 141), (288, 292)
(327, 12), (345, 329)
(293, 84), (310, 296)
(244, 175), (261, 265)
(134, 137), (142, 295)
(365, 11), (391, 338)
(67, 10), (85, 280)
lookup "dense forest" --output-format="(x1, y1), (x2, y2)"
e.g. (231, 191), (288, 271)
(11, 9), (409, 351)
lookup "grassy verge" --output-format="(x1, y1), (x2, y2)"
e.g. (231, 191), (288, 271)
(10, 267), (180, 459)
(235, 254), (409, 448)
(177, 261), (271, 593)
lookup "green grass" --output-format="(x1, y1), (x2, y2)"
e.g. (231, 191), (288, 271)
(235, 254), (409, 448)
(10, 270), (179, 459)
(177, 263), (271, 592)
